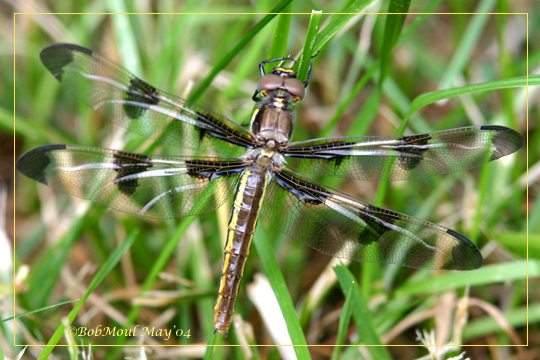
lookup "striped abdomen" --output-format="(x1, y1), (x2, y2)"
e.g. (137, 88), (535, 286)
(213, 168), (271, 335)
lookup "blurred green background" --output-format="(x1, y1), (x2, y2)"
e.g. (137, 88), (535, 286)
(1, 0), (538, 359)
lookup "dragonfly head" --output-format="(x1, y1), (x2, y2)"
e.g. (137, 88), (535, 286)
(257, 68), (305, 103)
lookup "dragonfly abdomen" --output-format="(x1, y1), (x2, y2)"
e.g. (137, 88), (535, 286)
(213, 168), (271, 335)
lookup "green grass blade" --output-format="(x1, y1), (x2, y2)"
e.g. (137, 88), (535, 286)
(495, 232), (535, 259)
(399, 0), (445, 39)
(346, 88), (382, 137)
(469, 160), (491, 244)
(189, 0), (292, 102)
(253, 225), (310, 355)
(266, 5), (292, 61)
(331, 282), (354, 360)
(204, 333), (219, 360)
(333, 264), (392, 359)
(405, 75), (540, 120)
(36, 229), (138, 358)
(296, 11), (322, 83)
(1, 299), (78, 323)
(438, 0), (497, 90)
(530, 188), (540, 234)
(319, 61), (380, 138)
(319, 0), (440, 138)
(106, 4), (142, 76)
(379, 0), (411, 85)
(313, 0), (378, 53)
(396, 260), (536, 297)
(224, 26), (273, 101)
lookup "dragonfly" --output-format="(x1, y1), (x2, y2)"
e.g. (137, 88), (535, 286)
(17, 44), (524, 336)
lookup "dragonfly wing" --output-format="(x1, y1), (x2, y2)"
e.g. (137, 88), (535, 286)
(285, 126), (524, 181)
(40, 43), (254, 157)
(264, 169), (482, 270)
(17, 144), (245, 219)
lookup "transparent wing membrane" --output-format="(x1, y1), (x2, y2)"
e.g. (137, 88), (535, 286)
(265, 170), (483, 270)
(16, 144), (244, 219)
(40, 44), (255, 157)
(285, 126), (524, 181)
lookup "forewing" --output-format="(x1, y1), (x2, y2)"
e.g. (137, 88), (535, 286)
(265, 169), (482, 270)
(40, 43), (254, 157)
(16, 145), (245, 219)
(285, 126), (524, 181)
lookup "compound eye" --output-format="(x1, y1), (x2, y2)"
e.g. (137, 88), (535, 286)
(258, 74), (283, 92)
(284, 78), (305, 99)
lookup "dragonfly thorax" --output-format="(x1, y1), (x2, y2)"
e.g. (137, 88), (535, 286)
(242, 147), (285, 171)
(250, 93), (295, 149)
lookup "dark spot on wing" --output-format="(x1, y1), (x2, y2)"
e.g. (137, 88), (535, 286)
(397, 134), (432, 170)
(333, 155), (349, 173)
(40, 44), (91, 82)
(274, 173), (324, 204)
(193, 111), (225, 148)
(441, 229), (483, 270)
(356, 207), (393, 246)
(482, 125), (525, 161)
(480, 125), (506, 131)
(113, 152), (152, 195)
(197, 128), (208, 146)
(192, 110), (253, 149)
(37, 144), (68, 151)
(446, 229), (475, 247)
(16, 144), (67, 186)
(124, 78), (160, 119)
(186, 160), (244, 181)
